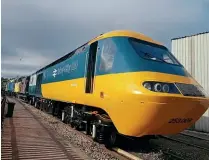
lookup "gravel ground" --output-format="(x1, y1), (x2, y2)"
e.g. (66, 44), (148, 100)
(21, 101), (125, 160)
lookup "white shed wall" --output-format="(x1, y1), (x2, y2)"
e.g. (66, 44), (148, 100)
(171, 32), (209, 133)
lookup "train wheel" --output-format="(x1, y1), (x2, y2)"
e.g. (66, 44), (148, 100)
(34, 101), (38, 108)
(29, 99), (32, 105)
(91, 124), (97, 142)
(105, 130), (118, 148)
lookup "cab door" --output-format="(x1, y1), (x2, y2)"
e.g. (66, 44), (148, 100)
(85, 41), (98, 93)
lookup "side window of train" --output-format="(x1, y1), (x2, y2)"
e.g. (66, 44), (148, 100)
(99, 38), (117, 72)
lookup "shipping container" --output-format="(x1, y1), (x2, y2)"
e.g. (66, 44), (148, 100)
(171, 32), (209, 133)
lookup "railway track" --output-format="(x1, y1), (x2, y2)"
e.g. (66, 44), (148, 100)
(148, 133), (209, 160)
(159, 135), (209, 152)
(180, 132), (209, 141)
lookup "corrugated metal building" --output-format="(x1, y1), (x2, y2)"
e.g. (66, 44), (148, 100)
(171, 32), (209, 133)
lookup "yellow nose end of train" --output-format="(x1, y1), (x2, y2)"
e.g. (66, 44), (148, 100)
(111, 95), (209, 137)
(142, 98), (208, 136)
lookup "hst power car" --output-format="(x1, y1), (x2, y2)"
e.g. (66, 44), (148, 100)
(8, 30), (209, 146)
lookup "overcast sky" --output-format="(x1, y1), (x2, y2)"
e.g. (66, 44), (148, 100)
(2, 0), (209, 78)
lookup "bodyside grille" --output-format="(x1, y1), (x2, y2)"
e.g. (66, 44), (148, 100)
(175, 83), (205, 97)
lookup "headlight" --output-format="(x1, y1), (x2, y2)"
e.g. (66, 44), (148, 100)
(154, 83), (162, 92)
(143, 82), (152, 90)
(143, 81), (180, 94)
(162, 84), (170, 93)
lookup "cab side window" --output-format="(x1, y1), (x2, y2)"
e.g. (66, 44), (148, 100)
(99, 38), (117, 72)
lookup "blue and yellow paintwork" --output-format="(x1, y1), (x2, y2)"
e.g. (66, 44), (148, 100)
(7, 82), (15, 92)
(31, 30), (209, 137)
(14, 82), (21, 93)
